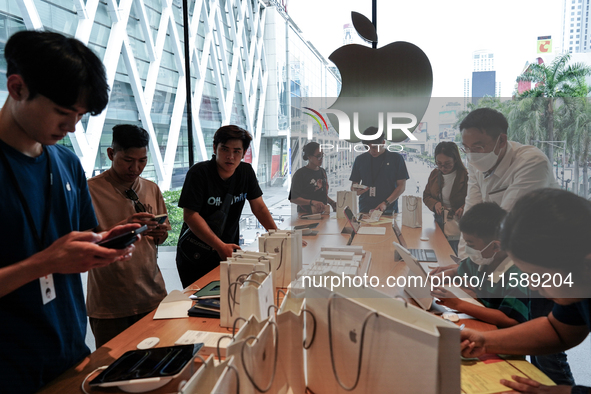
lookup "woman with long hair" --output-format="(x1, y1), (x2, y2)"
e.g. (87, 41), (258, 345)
(423, 141), (468, 253)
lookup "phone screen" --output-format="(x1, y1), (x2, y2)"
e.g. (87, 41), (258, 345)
(153, 214), (168, 224)
(97, 225), (148, 249)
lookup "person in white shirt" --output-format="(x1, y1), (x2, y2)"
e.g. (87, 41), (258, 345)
(457, 108), (571, 386)
(460, 107), (558, 214)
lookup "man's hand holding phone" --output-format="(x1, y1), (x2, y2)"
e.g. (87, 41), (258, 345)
(39, 224), (142, 276)
(97, 224), (148, 249)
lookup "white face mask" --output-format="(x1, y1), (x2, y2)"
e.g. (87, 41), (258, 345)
(465, 241), (496, 266)
(466, 136), (501, 172)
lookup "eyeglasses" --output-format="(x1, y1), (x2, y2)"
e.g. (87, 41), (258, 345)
(435, 161), (454, 170)
(312, 153), (324, 160)
(460, 144), (486, 154)
(125, 189), (146, 213)
(460, 135), (501, 154)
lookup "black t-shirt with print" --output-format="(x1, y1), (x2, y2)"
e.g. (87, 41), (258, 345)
(178, 156), (262, 243)
(288, 166), (328, 213)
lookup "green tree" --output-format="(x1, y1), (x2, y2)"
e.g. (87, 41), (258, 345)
(555, 97), (591, 197)
(515, 53), (591, 161)
(162, 190), (183, 246)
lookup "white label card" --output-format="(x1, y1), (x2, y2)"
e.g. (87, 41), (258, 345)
(40, 274), (56, 305)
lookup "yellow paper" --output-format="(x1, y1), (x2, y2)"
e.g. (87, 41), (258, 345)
(505, 360), (556, 386)
(461, 360), (529, 394)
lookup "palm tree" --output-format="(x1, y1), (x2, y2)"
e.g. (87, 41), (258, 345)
(557, 96), (591, 197)
(516, 53), (591, 161)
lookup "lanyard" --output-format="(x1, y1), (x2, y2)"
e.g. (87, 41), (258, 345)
(0, 145), (53, 252)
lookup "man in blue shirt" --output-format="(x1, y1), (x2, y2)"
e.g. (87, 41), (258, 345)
(461, 188), (591, 394)
(349, 127), (409, 214)
(0, 31), (139, 394)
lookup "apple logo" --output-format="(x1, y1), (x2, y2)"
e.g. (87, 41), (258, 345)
(349, 329), (357, 343)
(326, 11), (433, 143)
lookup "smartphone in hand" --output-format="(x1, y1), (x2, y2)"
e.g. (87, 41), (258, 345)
(97, 225), (148, 249)
(153, 214), (168, 224)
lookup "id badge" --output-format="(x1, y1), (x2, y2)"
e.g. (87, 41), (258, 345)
(40, 274), (56, 304)
(369, 186), (376, 197)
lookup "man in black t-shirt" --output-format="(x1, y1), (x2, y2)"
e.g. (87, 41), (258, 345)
(349, 127), (409, 215)
(176, 125), (277, 286)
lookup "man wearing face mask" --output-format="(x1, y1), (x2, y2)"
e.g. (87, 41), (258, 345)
(460, 108), (557, 215)
(431, 203), (530, 327)
(431, 202), (574, 385)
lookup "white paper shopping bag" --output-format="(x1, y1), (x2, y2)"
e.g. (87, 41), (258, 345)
(220, 260), (269, 328)
(179, 354), (237, 394)
(275, 290), (310, 394)
(336, 190), (358, 219)
(401, 195), (423, 228)
(258, 230), (303, 288)
(232, 251), (279, 288)
(226, 318), (283, 394)
(304, 280), (460, 394)
(238, 271), (274, 323)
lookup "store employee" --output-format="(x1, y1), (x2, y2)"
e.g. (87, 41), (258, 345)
(349, 127), (409, 214)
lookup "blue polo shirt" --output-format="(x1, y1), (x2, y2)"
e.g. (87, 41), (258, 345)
(349, 150), (409, 214)
(0, 140), (97, 393)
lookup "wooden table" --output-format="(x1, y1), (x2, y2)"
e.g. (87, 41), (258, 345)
(38, 211), (493, 393)
(38, 269), (228, 394)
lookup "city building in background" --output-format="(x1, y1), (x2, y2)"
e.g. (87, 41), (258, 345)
(560, 0), (591, 53)
(0, 0), (343, 193)
(471, 49), (497, 105)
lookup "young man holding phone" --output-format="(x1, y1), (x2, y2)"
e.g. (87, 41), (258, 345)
(0, 31), (139, 393)
(87, 124), (171, 347)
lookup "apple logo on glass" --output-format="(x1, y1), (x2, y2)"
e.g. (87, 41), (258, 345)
(326, 11), (433, 143)
(349, 329), (357, 343)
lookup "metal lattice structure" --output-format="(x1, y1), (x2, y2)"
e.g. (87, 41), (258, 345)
(16, 0), (268, 190)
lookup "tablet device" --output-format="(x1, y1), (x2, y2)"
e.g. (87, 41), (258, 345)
(97, 225), (148, 249)
(89, 344), (203, 392)
(189, 280), (221, 300)
(294, 222), (319, 230)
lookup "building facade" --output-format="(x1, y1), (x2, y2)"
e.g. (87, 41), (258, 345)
(1, 0), (343, 191)
(561, 0), (591, 54)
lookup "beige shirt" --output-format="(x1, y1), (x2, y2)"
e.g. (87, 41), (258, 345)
(86, 169), (168, 319)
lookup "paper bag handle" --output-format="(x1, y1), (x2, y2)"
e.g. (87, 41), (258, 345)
(228, 280), (261, 316)
(405, 196), (418, 211)
(262, 238), (286, 270)
(395, 295), (408, 308)
(240, 321), (279, 393)
(276, 289), (286, 307)
(327, 294), (379, 391)
(225, 364), (240, 394)
(228, 271), (268, 316)
(302, 309), (317, 349)
(267, 304), (279, 317)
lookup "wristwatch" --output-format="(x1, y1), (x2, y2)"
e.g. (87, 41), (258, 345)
(572, 386), (590, 394)
(309, 200), (314, 206)
(383, 199), (390, 206)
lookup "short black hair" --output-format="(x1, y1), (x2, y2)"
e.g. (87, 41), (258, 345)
(434, 141), (466, 172)
(459, 108), (508, 140)
(501, 188), (591, 271)
(5, 30), (109, 115)
(112, 124), (150, 151)
(302, 141), (320, 160)
(213, 125), (252, 151)
(362, 126), (385, 144)
(459, 202), (507, 241)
